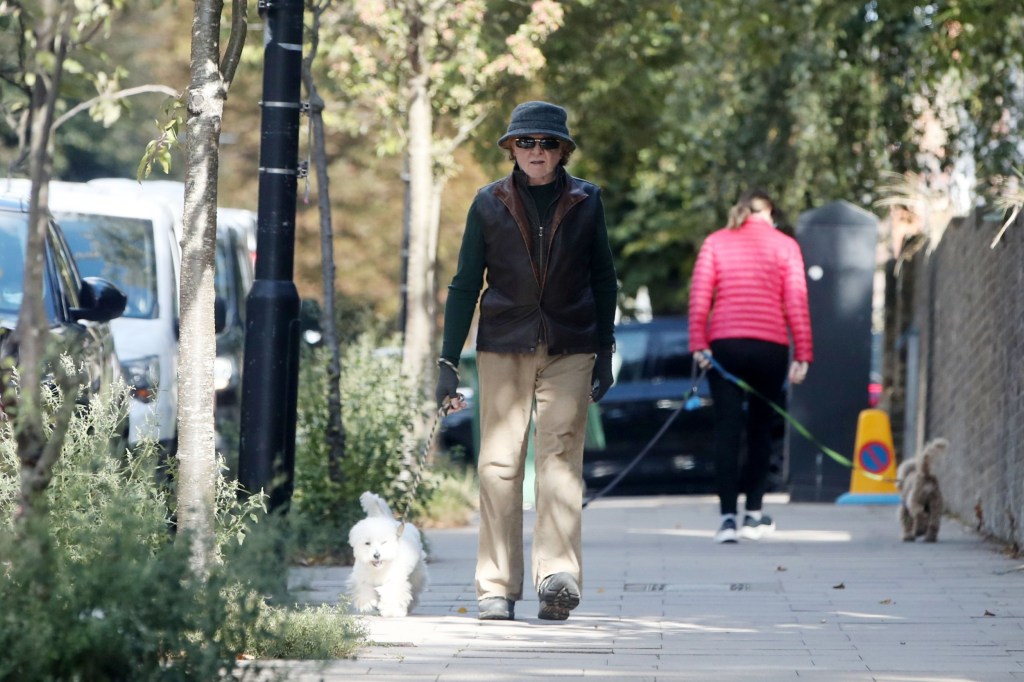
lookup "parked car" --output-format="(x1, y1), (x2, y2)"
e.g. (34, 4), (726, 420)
(211, 207), (255, 434)
(0, 192), (127, 421)
(22, 181), (184, 453)
(583, 316), (786, 496)
(84, 178), (256, 456)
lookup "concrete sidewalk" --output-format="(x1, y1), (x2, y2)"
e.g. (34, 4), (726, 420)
(276, 494), (1024, 681)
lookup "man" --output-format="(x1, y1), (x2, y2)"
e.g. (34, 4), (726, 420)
(435, 101), (618, 621)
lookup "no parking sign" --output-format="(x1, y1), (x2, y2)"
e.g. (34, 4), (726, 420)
(857, 440), (893, 475)
(836, 409), (900, 504)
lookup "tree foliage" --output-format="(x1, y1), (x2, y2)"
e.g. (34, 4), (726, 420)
(313, 0), (564, 402)
(539, 0), (1023, 312)
(319, 0), (563, 162)
(0, 0), (178, 178)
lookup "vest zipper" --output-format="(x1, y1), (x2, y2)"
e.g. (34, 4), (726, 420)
(538, 223), (545, 283)
(538, 223), (546, 345)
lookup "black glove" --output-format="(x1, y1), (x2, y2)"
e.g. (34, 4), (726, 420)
(590, 352), (614, 402)
(435, 359), (460, 409)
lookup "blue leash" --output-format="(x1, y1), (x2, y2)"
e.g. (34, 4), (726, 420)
(582, 362), (707, 508)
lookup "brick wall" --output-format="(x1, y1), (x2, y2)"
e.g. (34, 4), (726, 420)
(898, 209), (1024, 551)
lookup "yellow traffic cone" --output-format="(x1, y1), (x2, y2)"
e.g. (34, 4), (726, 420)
(835, 409), (901, 505)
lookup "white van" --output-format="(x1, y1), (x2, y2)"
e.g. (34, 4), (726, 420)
(85, 178), (255, 447)
(14, 180), (183, 452)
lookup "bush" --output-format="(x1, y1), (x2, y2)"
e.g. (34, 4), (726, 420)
(0, 378), (258, 680)
(0, 370), (365, 679)
(0, 515), (257, 681)
(245, 603), (366, 660)
(413, 461), (478, 529)
(291, 333), (440, 562)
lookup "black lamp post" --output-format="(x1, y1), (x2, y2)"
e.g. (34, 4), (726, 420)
(238, 0), (305, 512)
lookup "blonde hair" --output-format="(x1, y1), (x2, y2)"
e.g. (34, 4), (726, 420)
(726, 189), (774, 229)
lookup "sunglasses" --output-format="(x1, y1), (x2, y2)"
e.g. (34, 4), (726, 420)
(514, 137), (561, 151)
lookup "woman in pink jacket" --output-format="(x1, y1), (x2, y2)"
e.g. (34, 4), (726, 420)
(688, 189), (813, 544)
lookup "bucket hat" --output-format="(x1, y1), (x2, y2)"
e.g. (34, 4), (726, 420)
(497, 101), (576, 150)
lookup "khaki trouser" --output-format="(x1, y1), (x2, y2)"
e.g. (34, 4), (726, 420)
(475, 345), (594, 601)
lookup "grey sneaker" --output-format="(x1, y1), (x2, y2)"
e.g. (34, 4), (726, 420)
(478, 597), (514, 621)
(740, 514), (775, 540)
(537, 572), (581, 621)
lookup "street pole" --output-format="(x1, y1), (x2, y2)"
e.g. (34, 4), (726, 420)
(238, 0), (304, 513)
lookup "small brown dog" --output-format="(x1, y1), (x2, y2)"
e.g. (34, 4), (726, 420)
(896, 438), (948, 542)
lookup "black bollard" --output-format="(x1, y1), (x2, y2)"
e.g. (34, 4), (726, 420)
(238, 0), (304, 513)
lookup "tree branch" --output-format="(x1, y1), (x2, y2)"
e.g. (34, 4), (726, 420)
(74, 18), (106, 47)
(52, 84), (180, 131)
(440, 107), (489, 156)
(220, 0), (248, 88)
(27, 382), (79, 497)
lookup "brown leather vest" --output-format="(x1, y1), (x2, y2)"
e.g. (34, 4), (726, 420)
(472, 170), (604, 355)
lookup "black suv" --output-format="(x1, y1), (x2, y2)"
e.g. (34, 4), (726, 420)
(583, 316), (785, 496)
(0, 193), (126, 415)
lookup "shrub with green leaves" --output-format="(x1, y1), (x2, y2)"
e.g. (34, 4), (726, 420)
(0, 371), (364, 679)
(0, 513), (260, 681)
(291, 333), (438, 560)
(412, 461), (478, 529)
(244, 603), (366, 660)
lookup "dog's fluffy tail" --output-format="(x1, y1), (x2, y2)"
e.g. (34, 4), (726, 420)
(918, 437), (948, 477)
(360, 491), (396, 519)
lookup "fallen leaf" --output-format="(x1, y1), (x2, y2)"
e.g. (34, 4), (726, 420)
(776, 565), (787, 572)
(457, 606), (467, 614)
(879, 598), (892, 605)
(984, 609), (995, 617)
(833, 582), (846, 589)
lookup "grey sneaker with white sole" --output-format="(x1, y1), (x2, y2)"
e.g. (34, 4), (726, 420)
(537, 572), (581, 621)
(478, 597), (515, 620)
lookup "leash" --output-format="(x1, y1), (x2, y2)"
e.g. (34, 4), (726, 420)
(397, 394), (457, 534)
(699, 352), (888, 482)
(583, 351), (888, 510)
(582, 363), (707, 508)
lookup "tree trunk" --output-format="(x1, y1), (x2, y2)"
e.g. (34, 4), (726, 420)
(13, 0), (73, 526)
(302, 0), (347, 481)
(177, 0), (229, 577)
(400, 71), (436, 404)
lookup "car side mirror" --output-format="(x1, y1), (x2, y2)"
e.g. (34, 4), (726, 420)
(71, 277), (127, 322)
(215, 295), (226, 334)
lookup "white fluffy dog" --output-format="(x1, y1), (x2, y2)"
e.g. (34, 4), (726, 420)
(347, 491), (428, 617)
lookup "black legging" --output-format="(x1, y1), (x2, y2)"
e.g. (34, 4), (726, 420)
(708, 338), (789, 516)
